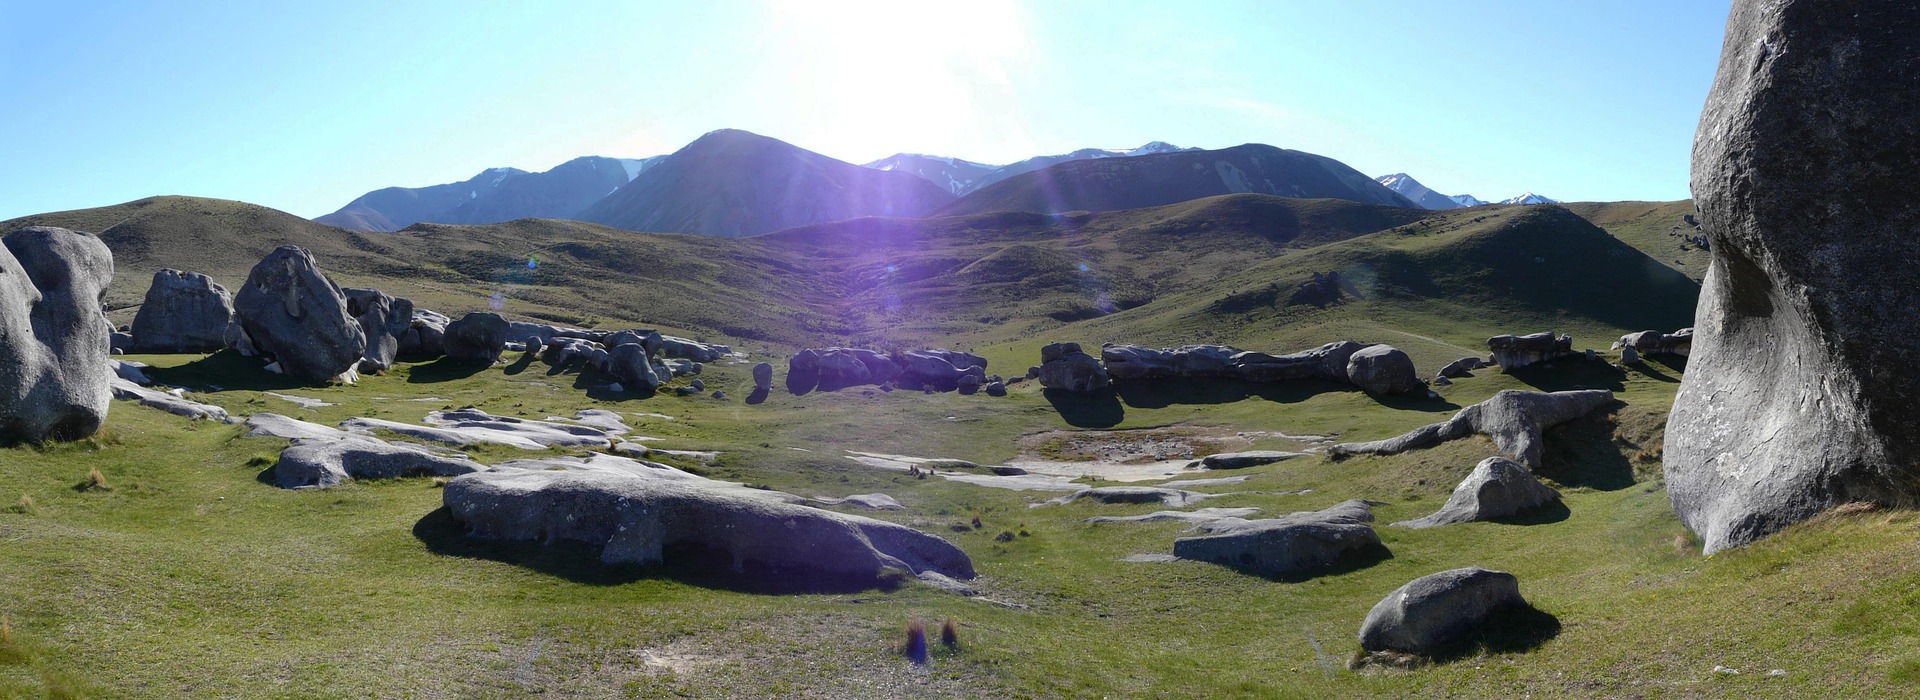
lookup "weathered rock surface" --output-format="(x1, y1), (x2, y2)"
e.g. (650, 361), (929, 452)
(1669, 0), (1920, 554)
(108, 378), (234, 423)
(608, 343), (666, 390)
(1085, 507), (1262, 525)
(1393, 457), (1561, 529)
(1172, 500), (1382, 578)
(1044, 487), (1213, 508)
(1614, 328), (1692, 357)
(273, 436), (481, 489)
(0, 226), (115, 441)
(1437, 356), (1491, 379)
(1100, 341), (1365, 383)
(343, 288), (413, 373)
(1195, 451), (1307, 470)
(245, 412), (348, 441)
(442, 312), (513, 363)
(1487, 332), (1575, 371)
(1037, 342), (1110, 392)
(1359, 567), (1527, 655)
(129, 269), (239, 353)
(397, 309), (450, 358)
(1330, 390), (1614, 469)
(341, 408), (615, 450)
(1346, 344), (1422, 395)
(752, 362), (773, 391)
(444, 454), (975, 584)
(232, 246), (366, 382)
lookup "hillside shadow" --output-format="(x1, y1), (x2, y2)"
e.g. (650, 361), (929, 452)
(143, 350), (328, 391)
(1536, 406), (1635, 491)
(1501, 361), (1626, 393)
(1423, 605), (1562, 663)
(1630, 355), (1688, 383)
(1045, 388), (1125, 428)
(1112, 377), (1355, 408)
(407, 357), (494, 383)
(411, 507), (912, 594)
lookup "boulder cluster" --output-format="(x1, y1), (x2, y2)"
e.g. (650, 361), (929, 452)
(787, 347), (991, 393)
(1486, 332), (1577, 371)
(1614, 328), (1691, 365)
(1039, 340), (1426, 396)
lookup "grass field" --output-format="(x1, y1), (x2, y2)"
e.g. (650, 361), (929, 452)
(3, 343), (1917, 699)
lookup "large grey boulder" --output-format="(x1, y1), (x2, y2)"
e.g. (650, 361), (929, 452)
(896, 349), (987, 390)
(1614, 328), (1692, 357)
(655, 335), (731, 362)
(1393, 457), (1561, 529)
(232, 246), (366, 382)
(397, 309), (450, 358)
(343, 288), (412, 373)
(1436, 356), (1489, 379)
(1486, 332), (1575, 370)
(1172, 500), (1382, 578)
(1330, 389), (1613, 469)
(752, 362), (773, 391)
(1669, 0), (1920, 554)
(1359, 567), (1527, 655)
(1100, 341), (1366, 384)
(787, 347), (903, 391)
(0, 227), (115, 441)
(608, 343), (664, 390)
(128, 269), (239, 353)
(442, 312), (512, 362)
(1345, 344), (1421, 395)
(1037, 342), (1110, 392)
(444, 454), (976, 585)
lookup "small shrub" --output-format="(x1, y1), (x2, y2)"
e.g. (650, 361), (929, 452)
(430, 478), (450, 488)
(940, 618), (959, 650)
(901, 618), (928, 665)
(7, 494), (32, 515)
(77, 467), (111, 492)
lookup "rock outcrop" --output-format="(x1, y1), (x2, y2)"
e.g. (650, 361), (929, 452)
(752, 362), (773, 391)
(1486, 332), (1576, 370)
(1668, 0), (1920, 554)
(1358, 567), (1528, 655)
(1171, 500), (1382, 578)
(232, 246), (366, 382)
(1614, 328), (1692, 357)
(1194, 451), (1307, 470)
(443, 312), (513, 363)
(1346, 344), (1422, 395)
(1329, 389), (1614, 469)
(0, 227), (115, 441)
(1392, 457), (1561, 529)
(109, 378), (233, 423)
(1100, 341), (1364, 383)
(128, 269), (239, 353)
(1436, 356), (1491, 379)
(1037, 342), (1110, 392)
(444, 454), (975, 585)
(273, 436), (481, 489)
(397, 309), (450, 359)
(786, 347), (983, 392)
(343, 288), (413, 373)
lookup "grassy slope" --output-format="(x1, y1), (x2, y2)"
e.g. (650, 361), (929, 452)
(1561, 200), (1708, 282)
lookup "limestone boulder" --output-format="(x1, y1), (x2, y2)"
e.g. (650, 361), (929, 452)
(1330, 389), (1614, 469)
(128, 269), (239, 353)
(1172, 500), (1382, 578)
(0, 227), (115, 441)
(1037, 342), (1110, 392)
(343, 288), (412, 373)
(443, 312), (512, 363)
(232, 246), (365, 382)
(397, 309), (450, 359)
(1486, 332), (1575, 370)
(1393, 457), (1561, 529)
(1358, 567), (1528, 655)
(273, 436), (481, 489)
(752, 362), (773, 391)
(1346, 344), (1422, 395)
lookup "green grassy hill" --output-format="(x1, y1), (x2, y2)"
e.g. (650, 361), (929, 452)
(1561, 200), (1708, 282)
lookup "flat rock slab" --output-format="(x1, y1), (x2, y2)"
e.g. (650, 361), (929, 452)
(273, 435), (482, 489)
(1086, 507), (1262, 525)
(109, 378), (235, 423)
(1002, 457), (1202, 482)
(844, 451), (1088, 491)
(804, 493), (905, 511)
(246, 412), (348, 441)
(266, 392), (334, 409)
(1195, 451), (1309, 470)
(1172, 500), (1383, 579)
(343, 409), (616, 450)
(444, 454), (974, 586)
(1042, 487), (1217, 508)
(543, 409), (632, 435)
(1157, 475), (1252, 489)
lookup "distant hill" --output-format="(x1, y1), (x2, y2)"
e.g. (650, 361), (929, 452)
(957, 141), (1199, 194)
(316, 156), (662, 232)
(861, 154), (1001, 195)
(937, 143), (1416, 217)
(1376, 173), (1463, 210)
(1561, 199), (1707, 281)
(577, 129), (956, 237)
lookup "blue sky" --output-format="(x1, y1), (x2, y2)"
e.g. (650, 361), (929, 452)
(0, 1), (1731, 221)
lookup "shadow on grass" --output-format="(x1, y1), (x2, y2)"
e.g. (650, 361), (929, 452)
(1044, 388), (1124, 428)
(1502, 361), (1626, 393)
(1536, 405), (1636, 491)
(1112, 377), (1354, 409)
(746, 387), (770, 405)
(1425, 605), (1562, 662)
(406, 357), (494, 383)
(142, 350), (324, 391)
(786, 370), (817, 396)
(1630, 354), (1688, 383)
(573, 370), (657, 402)
(500, 351), (539, 376)
(411, 507), (913, 594)
(1488, 499), (1572, 526)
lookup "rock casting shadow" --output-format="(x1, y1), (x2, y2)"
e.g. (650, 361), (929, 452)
(745, 386), (770, 405)
(144, 350), (327, 391)
(1536, 407), (1636, 491)
(411, 507), (910, 594)
(500, 351), (538, 376)
(1631, 355), (1687, 383)
(1488, 499), (1572, 526)
(1425, 605), (1562, 663)
(1045, 388), (1125, 428)
(786, 370), (817, 396)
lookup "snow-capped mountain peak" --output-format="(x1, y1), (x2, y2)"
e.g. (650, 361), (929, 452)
(1374, 173), (1463, 210)
(1449, 194), (1487, 207)
(1500, 192), (1559, 205)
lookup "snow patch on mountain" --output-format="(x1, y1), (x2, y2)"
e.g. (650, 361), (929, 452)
(1500, 192), (1559, 205)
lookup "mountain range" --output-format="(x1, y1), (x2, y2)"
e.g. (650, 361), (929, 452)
(1373, 173), (1553, 210)
(316, 156), (662, 231)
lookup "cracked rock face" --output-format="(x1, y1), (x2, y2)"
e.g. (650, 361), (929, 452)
(232, 246), (366, 382)
(1171, 500), (1381, 578)
(0, 227), (115, 442)
(1359, 567), (1526, 655)
(1392, 457), (1560, 529)
(129, 269), (240, 353)
(1668, 0), (1920, 554)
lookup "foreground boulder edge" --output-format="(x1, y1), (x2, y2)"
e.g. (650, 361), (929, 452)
(1668, 0), (1920, 554)
(1359, 567), (1527, 655)
(0, 227), (115, 441)
(444, 464), (976, 584)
